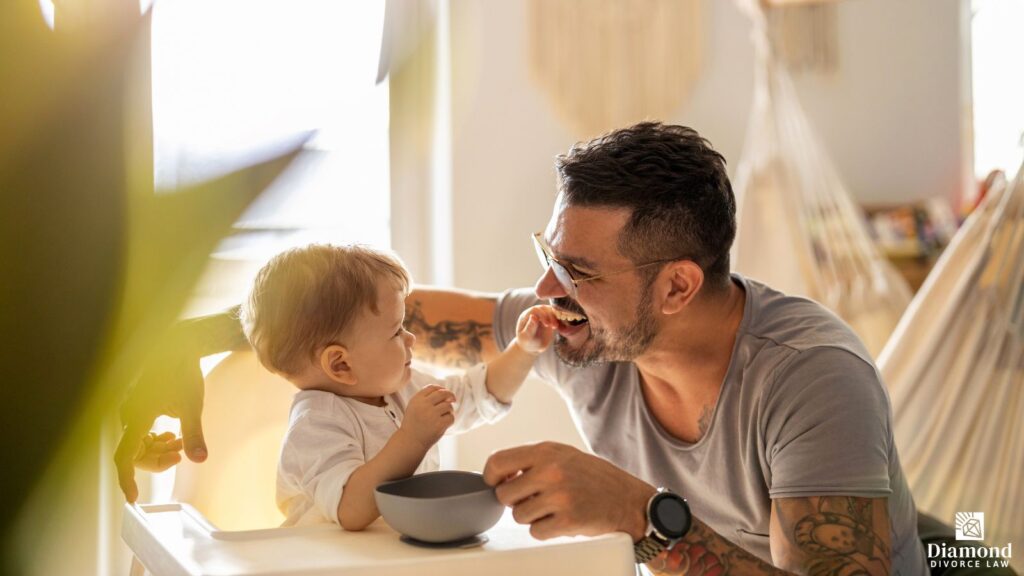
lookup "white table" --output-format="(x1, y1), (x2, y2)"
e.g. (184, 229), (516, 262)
(122, 503), (636, 576)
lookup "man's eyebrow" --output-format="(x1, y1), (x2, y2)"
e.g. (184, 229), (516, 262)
(554, 249), (599, 270)
(544, 230), (598, 268)
(543, 233), (600, 270)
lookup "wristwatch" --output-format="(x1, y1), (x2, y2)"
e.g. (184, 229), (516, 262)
(634, 488), (692, 564)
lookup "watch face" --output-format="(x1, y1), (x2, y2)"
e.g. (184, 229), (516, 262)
(652, 493), (691, 539)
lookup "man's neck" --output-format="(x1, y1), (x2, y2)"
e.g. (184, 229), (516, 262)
(635, 278), (746, 398)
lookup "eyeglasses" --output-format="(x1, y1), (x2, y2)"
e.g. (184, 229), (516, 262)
(531, 232), (680, 298)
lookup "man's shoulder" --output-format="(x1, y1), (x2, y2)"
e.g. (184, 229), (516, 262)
(737, 275), (873, 364)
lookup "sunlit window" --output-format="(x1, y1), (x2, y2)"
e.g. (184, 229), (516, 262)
(151, 0), (390, 315)
(972, 0), (1024, 179)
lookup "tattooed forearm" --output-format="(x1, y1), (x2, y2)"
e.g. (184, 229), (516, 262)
(647, 497), (891, 576)
(648, 518), (787, 576)
(404, 300), (493, 368)
(775, 497), (891, 576)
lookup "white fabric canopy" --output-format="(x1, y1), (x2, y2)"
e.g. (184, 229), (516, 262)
(878, 166), (1024, 571)
(731, 0), (912, 357)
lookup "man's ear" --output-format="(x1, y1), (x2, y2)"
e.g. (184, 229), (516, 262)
(659, 260), (704, 315)
(320, 344), (356, 385)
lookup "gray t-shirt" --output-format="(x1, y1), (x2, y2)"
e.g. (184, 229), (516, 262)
(494, 274), (926, 575)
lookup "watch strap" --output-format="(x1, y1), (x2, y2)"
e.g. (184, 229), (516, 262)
(634, 533), (668, 564)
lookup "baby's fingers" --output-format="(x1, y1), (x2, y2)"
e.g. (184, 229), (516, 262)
(416, 384), (443, 396)
(155, 436), (184, 453)
(426, 386), (456, 405)
(134, 433), (184, 472)
(136, 449), (183, 472)
(434, 398), (455, 415)
(530, 305), (561, 329)
(519, 316), (540, 340)
(411, 384), (444, 405)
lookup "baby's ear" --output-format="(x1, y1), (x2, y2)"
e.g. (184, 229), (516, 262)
(320, 344), (356, 385)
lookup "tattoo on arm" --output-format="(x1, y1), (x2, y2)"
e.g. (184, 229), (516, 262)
(404, 300), (493, 368)
(646, 497), (891, 576)
(775, 497), (891, 576)
(648, 519), (786, 576)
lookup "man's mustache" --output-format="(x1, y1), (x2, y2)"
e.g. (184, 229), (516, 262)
(552, 297), (586, 317)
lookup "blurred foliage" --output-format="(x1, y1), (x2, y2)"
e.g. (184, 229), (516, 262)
(0, 1), (303, 572)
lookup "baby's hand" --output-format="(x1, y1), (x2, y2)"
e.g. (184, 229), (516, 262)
(514, 305), (558, 355)
(401, 384), (456, 450)
(133, 431), (184, 472)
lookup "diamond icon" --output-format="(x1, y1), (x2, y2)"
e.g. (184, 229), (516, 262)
(955, 512), (984, 541)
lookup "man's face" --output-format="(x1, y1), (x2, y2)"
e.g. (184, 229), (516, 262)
(534, 198), (659, 367)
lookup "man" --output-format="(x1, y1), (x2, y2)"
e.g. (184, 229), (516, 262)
(118, 123), (927, 575)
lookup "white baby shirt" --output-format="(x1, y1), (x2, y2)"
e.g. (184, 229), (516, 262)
(276, 364), (508, 526)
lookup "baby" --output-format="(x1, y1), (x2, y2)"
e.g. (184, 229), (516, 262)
(240, 244), (555, 529)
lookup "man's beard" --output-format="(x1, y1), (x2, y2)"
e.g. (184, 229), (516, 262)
(553, 288), (657, 368)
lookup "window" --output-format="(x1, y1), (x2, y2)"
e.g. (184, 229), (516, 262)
(972, 0), (1024, 179)
(151, 0), (391, 315)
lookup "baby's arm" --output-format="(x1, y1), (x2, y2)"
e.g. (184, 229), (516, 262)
(484, 305), (558, 404)
(336, 386), (456, 531)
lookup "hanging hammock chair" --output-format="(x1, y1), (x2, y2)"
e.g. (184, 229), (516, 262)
(731, 0), (913, 357)
(877, 165), (1024, 572)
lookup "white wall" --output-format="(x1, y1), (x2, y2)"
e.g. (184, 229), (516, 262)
(444, 0), (968, 470)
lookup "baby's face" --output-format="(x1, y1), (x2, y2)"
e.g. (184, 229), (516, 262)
(343, 284), (416, 396)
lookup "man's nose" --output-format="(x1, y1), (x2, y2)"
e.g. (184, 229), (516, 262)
(534, 267), (568, 300)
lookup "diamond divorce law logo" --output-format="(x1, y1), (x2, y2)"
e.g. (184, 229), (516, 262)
(927, 512), (1013, 571)
(956, 512), (985, 541)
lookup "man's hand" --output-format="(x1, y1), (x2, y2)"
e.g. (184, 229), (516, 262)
(115, 345), (207, 502)
(483, 441), (656, 540)
(399, 385), (456, 451)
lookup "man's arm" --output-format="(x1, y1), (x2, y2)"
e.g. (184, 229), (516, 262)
(404, 287), (502, 368)
(646, 496), (891, 575)
(482, 443), (892, 576)
(115, 306), (250, 501)
(769, 496), (891, 575)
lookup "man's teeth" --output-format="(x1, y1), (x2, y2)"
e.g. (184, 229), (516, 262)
(554, 308), (587, 324)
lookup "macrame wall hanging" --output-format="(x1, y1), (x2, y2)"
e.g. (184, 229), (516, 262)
(527, 0), (701, 138)
(766, 1), (838, 75)
(731, 0), (911, 357)
(878, 164), (1024, 572)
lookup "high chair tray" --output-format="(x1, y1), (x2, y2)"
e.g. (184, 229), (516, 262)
(122, 503), (634, 575)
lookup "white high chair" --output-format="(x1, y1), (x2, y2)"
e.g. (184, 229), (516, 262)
(121, 351), (635, 575)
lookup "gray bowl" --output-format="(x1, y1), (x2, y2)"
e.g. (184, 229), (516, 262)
(374, 471), (504, 543)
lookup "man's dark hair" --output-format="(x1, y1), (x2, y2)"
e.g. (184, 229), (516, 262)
(555, 122), (736, 291)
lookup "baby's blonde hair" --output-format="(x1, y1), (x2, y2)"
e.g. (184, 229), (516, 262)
(240, 244), (411, 376)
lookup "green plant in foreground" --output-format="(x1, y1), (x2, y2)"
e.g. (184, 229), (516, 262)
(0, 2), (304, 572)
